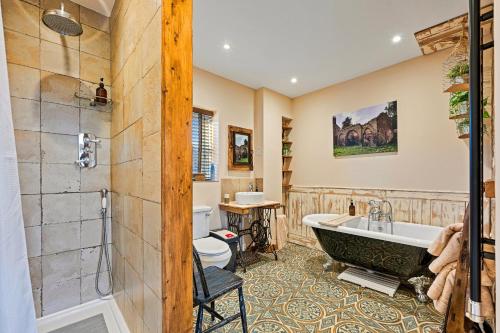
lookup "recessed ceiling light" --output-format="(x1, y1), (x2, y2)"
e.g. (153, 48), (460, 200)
(290, 77), (298, 84)
(223, 43), (231, 50)
(392, 35), (402, 44)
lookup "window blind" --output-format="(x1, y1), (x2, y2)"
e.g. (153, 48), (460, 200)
(192, 109), (217, 181)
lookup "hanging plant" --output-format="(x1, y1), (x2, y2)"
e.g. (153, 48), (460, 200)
(447, 62), (469, 84)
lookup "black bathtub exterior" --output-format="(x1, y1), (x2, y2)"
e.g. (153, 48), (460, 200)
(311, 227), (433, 280)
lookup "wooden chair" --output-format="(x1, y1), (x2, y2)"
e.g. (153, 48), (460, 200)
(193, 246), (248, 333)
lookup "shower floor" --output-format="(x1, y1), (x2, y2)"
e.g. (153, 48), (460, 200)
(195, 243), (444, 333)
(48, 314), (108, 333)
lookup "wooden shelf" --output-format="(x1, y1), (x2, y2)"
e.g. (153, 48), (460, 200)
(282, 170), (292, 173)
(282, 155), (292, 159)
(444, 83), (469, 93)
(282, 141), (293, 145)
(282, 184), (292, 190)
(458, 133), (469, 139)
(449, 113), (469, 120)
(282, 126), (293, 130)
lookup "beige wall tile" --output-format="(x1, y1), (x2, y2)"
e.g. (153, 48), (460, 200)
(2, 0), (39, 37)
(41, 40), (79, 78)
(123, 47), (140, 95)
(140, 11), (160, 77)
(18, 162), (40, 194)
(81, 246), (104, 276)
(22, 194), (42, 227)
(80, 52), (111, 84)
(81, 24), (110, 60)
(11, 97), (40, 131)
(25, 225), (41, 257)
(142, 62), (160, 137)
(41, 133), (78, 163)
(124, 160), (143, 198)
(80, 109), (111, 138)
(42, 193), (80, 224)
(111, 72), (124, 136)
(41, 164), (80, 193)
(111, 245), (125, 284)
(41, 71), (80, 106)
(80, 165), (111, 192)
(142, 200), (160, 250)
(123, 195), (143, 236)
(124, 261), (144, 317)
(124, 119), (142, 161)
(97, 138), (111, 165)
(33, 288), (41, 318)
(81, 191), (111, 221)
(42, 278), (80, 315)
(142, 133), (160, 202)
(5, 29), (40, 68)
(81, 220), (111, 248)
(80, 6), (109, 33)
(143, 241), (160, 298)
(41, 102), (79, 135)
(15, 130), (40, 162)
(123, 80), (143, 127)
(111, 192), (124, 226)
(8, 64), (40, 100)
(81, 271), (110, 302)
(29, 256), (42, 289)
(42, 222), (81, 255)
(111, 131), (125, 165)
(143, 284), (162, 333)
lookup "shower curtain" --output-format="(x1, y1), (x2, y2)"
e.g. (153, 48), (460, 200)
(0, 3), (37, 333)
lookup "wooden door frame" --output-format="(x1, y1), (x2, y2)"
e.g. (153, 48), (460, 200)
(161, 0), (193, 332)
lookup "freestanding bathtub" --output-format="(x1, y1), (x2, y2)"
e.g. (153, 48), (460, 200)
(303, 214), (443, 280)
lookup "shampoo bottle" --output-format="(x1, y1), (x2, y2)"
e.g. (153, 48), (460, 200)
(95, 78), (107, 105)
(349, 200), (355, 216)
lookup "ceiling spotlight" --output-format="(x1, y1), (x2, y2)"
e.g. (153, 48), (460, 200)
(290, 77), (298, 84)
(223, 43), (231, 50)
(392, 35), (402, 44)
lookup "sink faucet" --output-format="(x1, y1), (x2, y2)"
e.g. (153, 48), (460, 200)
(367, 200), (393, 234)
(248, 183), (254, 192)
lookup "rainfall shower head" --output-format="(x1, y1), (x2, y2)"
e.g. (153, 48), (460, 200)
(42, 3), (83, 36)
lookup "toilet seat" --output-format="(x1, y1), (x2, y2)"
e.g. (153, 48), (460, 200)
(194, 237), (232, 268)
(194, 237), (230, 256)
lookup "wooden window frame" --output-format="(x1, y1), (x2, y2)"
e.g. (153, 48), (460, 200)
(192, 107), (216, 181)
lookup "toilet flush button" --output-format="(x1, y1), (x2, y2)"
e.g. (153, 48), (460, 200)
(225, 233), (234, 238)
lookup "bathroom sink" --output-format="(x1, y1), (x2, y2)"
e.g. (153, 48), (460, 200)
(235, 192), (265, 205)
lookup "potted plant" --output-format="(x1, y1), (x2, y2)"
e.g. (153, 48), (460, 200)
(447, 61), (469, 84)
(454, 99), (490, 137)
(449, 91), (469, 118)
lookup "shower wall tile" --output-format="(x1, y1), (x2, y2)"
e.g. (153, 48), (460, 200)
(142, 62), (160, 137)
(41, 102), (79, 135)
(142, 132), (160, 202)
(40, 40), (80, 78)
(140, 11), (161, 77)
(123, 119), (143, 161)
(98, 138), (111, 165)
(123, 79), (143, 127)
(81, 218), (111, 248)
(81, 272), (110, 303)
(143, 241), (161, 298)
(42, 193), (81, 224)
(11, 97), (40, 131)
(42, 222), (81, 255)
(80, 52), (111, 85)
(42, 250), (80, 284)
(124, 261), (144, 317)
(25, 225), (41, 258)
(80, 165), (111, 192)
(18, 162), (40, 194)
(28, 257), (42, 289)
(143, 283), (162, 333)
(142, 200), (160, 250)
(41, 133), (78, 163)
(32, 289), (41, 317)
(1, 0), (39, 37)
(125, 229), (144, 277)
(80, 6), (109, 33)
(41, 164), (80, 193)
(81, 245), (109, 276)
(4, 29), (40, 68)
(81, 191), (111, 221)
(22, 194), (41, 227)
(81, 24), (111, 60)
(80, 109), (111, 138)
(124, 195), (143, 236)
(14, 130), (40, 162)
(42, 278), (81, 315)
(40, 71), (80, 106)
(7, 63), (40, 100)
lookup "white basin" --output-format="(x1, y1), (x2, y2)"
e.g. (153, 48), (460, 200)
(235, 192), (265, 205)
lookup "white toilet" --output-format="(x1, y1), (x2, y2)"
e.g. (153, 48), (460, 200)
(193, 206), (232, 268)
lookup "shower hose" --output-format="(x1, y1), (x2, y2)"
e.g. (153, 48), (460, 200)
(95, 189), (113, 297)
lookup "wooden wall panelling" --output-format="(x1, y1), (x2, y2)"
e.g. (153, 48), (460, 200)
(161, 0), (193, 332)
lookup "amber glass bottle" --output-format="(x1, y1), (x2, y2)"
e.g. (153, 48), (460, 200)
(95, 78), (107, 105)
(348, 200), (355, 216)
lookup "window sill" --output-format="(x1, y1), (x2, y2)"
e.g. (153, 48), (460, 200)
(192, 180), (219, 183)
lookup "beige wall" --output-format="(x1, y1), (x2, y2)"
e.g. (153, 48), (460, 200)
(110, 1), (162, 333)
(2, 0), (111, 317)
(193, 68), (255, 228)
(291, 50), (469, 193)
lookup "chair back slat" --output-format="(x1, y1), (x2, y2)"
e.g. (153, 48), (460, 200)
(193, 246), (210, 298)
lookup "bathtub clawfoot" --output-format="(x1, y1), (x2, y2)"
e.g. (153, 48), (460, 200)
(408, 276), (432, 303)
(323, 255), (334, 272)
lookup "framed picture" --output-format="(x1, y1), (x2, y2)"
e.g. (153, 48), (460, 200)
(332, 100), (398, 157)
(228, 125), (253, 171)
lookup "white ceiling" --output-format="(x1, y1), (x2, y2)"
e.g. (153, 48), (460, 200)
(194, 0), (468, 98)
(72, 0), (115, 17)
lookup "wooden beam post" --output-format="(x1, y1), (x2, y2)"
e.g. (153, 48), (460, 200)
(161, 0), (193, 332)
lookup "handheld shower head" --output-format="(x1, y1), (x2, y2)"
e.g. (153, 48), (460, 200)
(42, 3), (83, 36)
(100, 189), (108, 210)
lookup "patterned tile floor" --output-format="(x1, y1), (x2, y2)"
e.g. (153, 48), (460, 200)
(195, 244), (443, 333)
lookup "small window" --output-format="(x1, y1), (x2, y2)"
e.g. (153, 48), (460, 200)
(192, 108), (218, 181)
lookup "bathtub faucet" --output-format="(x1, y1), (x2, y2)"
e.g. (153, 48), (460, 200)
(367, 200), (393, 234)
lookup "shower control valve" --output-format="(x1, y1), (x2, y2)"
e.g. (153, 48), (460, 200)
(77, 133), (99, 168)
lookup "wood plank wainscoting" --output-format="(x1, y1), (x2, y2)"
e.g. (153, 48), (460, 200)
(161, 0), (193, 332)
(285, 186), (492, 249)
